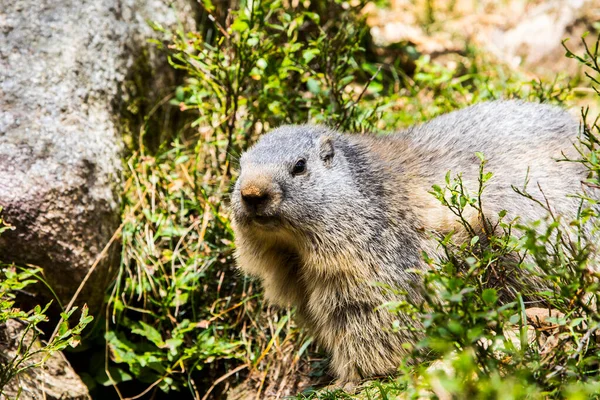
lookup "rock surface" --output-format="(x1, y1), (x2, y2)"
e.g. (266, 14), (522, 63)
(0, 319), (90, 400)
(365, 0), (599, 76)
(482, 0), (594, 72)
(0, 0), (196, 312)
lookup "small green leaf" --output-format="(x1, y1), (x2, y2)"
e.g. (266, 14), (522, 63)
(200, 0), (215, 12)
(339, 75), (355, 86)
(58, 321), (69, 336)
(256, 58), (268, 69)
(306, 78), (320, 94)
(303, 11), (320, 23)
(95, 367), (133, 386)
(230, 19), (249, 33)
(482, 289), (498, 305)
(131, 321), (164, 347)
(302, 49), (320, 64)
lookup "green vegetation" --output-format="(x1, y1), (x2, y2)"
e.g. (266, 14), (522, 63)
(2, 0), (600, 399)
(0, 210), (93, 396)
(101, 1), (598, 398)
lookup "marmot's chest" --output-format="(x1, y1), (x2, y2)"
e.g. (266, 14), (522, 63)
(300, 277), (391, 335)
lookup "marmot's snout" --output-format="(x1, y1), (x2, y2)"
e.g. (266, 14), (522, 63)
(241, 186), (269, 209)
(237, 171), (283, 224)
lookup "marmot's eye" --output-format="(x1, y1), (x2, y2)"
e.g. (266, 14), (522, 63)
(292, 158), (307, 176)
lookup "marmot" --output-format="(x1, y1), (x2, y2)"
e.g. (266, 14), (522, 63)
(230, 100), (584, 386)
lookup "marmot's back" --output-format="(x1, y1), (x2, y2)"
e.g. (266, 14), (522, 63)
(371, 100), (583, 225)
(405, 100), (575, 146)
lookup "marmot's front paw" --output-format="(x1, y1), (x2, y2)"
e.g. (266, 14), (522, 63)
(325, 379), (360, 394)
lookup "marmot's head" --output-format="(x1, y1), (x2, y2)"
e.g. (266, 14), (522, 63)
(231, 125), (348, 233)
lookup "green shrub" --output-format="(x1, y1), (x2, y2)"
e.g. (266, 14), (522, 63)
(0, 210), (92, 396)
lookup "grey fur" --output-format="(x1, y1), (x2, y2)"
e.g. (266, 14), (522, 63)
(230, 100), (584, 384)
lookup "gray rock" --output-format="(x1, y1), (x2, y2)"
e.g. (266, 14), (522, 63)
(0, 0), (197, 311)
(485, 0), (595, 70)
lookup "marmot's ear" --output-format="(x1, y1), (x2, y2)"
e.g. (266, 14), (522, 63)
(319, 136), (334, 166)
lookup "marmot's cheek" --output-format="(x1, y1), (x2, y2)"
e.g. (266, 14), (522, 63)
(231, 192), (249, 217)
(231, 213), (255, 233)
(231, 202), (251, 226)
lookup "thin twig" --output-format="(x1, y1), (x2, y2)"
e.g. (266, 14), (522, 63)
(125, 377), (163, 400)
(335, 65), (382, 131)
(201, 363), (248, 400)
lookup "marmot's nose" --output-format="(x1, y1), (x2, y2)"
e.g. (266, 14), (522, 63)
(240, 185), (271, 210)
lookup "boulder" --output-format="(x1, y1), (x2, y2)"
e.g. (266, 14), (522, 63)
(0, 0), (197, 312)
